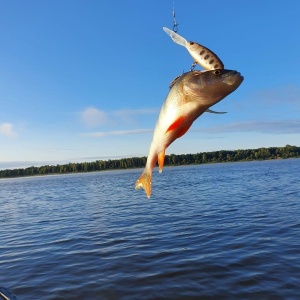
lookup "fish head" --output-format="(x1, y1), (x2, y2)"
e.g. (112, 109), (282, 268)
(183, 69), (243, 107)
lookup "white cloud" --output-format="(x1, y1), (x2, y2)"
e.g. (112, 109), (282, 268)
(0, 123), (17, 138)
(80, 107), (157, 128)
(192, 119), (300, 135)
(113, 108), (158, 118)
(83, 119), (300, 139)
(85, 129), (153, 137)
(81, 107), (109, 128)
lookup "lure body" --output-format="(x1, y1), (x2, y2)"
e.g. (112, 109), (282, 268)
(163, 27), (224, 70)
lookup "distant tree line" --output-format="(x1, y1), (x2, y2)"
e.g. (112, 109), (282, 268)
(0, 145), (299, 179)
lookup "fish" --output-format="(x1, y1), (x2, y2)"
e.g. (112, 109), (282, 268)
(163, 27), (224, 70)
(135, 69), (243, 198)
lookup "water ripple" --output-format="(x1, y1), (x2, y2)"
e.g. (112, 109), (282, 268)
(0, 159), (300, 299)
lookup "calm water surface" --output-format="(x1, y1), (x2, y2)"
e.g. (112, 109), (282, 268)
(0, 159), (300, 299)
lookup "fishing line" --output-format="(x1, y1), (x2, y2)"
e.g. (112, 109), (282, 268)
(170, 1), (196, 71)
(172, 0), (179, 32)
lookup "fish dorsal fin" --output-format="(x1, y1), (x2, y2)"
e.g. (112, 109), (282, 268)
(169, 73), (184, 89)
(169, 75), (180, 89)
(205, 109), (227, 114)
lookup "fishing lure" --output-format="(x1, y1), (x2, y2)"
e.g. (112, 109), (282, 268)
(163, 27), (224, 70)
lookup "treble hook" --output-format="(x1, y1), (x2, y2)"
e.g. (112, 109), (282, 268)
(173, 22), (179, 33)
(190, 61), (197, 71)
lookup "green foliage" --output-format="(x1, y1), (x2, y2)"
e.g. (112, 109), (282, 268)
(0, 145), (299, 178)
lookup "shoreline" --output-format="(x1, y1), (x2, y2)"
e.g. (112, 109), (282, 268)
(1, 155), (299, 181)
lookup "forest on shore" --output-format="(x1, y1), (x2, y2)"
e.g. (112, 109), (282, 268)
(0, 145), (299, 179)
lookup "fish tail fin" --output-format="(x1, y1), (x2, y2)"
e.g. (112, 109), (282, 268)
(135, 169), (152, 199)
(163, 27), (187, 47)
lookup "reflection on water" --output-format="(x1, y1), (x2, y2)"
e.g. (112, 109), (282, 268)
(0, 159), (300, 299)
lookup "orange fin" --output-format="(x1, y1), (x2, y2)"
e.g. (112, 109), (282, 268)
(176, 124), (192, 138)
(166, 116), (186, 133)
(135, 170), (152, 199)
(158, 150), (166, 173)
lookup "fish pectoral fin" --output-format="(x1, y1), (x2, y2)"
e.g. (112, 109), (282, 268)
(166, 116), (192, 139)
(176, 124), (192, 138)
(135, 170), (152, 199)
(158, 150), (166, 173)
(166, 116), (186, 133)
(206, 108), (227, 114)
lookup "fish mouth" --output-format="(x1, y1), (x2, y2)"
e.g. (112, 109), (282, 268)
(223, 71), (244, 85)
(236, 71), (244, 80)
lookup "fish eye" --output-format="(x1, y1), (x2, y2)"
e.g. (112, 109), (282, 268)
(213, 70), (222, 76)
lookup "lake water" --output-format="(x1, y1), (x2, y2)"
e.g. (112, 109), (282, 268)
(0, 159), (300, 299)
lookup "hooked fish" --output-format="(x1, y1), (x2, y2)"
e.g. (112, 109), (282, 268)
(135, 69), (243, 198)
(163, 27), (224, 70)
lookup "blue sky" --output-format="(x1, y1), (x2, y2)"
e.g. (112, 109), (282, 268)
(1, 0), (299, 170)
